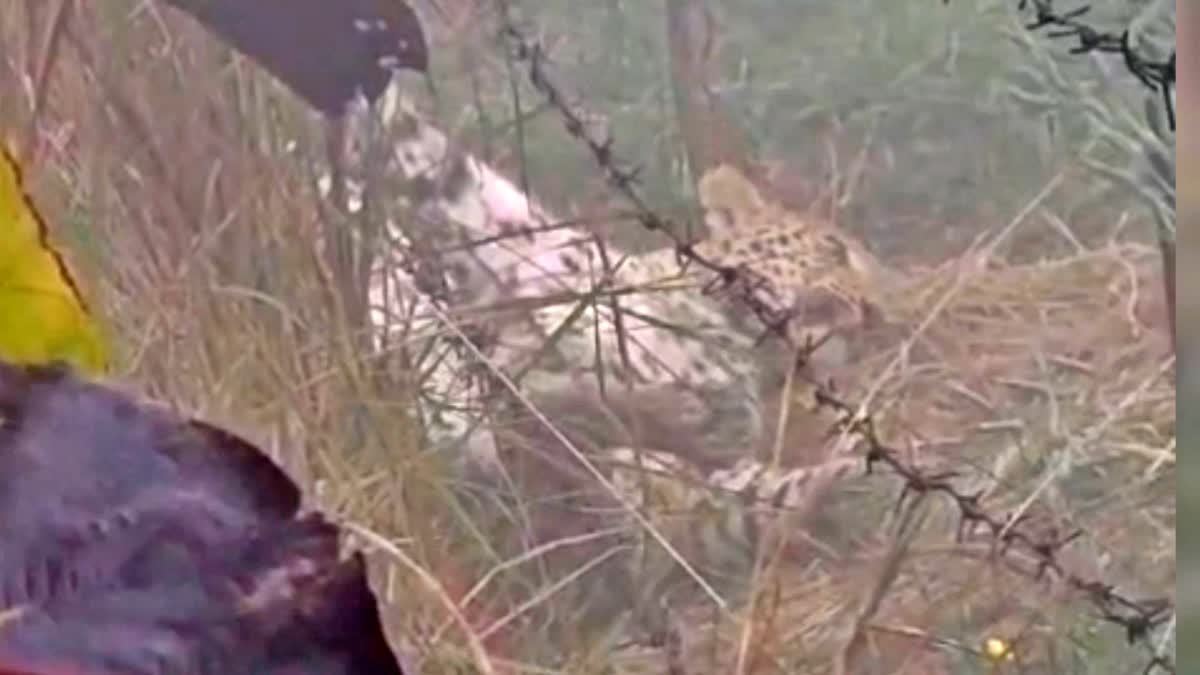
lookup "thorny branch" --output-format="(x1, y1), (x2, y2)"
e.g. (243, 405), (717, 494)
(493, 5), (1175, 672)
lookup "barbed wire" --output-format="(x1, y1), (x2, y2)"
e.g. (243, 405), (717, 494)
(493, 9), (802, 347)
(982, 0), (1177, 130)
(492, 4), (1175, 672)
(813, 389), (1176, 674)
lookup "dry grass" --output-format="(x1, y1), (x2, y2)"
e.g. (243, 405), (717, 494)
(0, 3), (1174, 673)
(583, 236), (1174, 674)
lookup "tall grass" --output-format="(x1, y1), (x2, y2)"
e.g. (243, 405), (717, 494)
(0, 1), (1174, 672)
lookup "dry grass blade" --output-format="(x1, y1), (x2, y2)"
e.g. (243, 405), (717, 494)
(391, 267), (733, 612)
(1, 0), (1173, 671)
(346, 521), (498, 675)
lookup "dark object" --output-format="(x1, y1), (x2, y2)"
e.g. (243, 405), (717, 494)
(0, 362), (405, 675)
(160, 0), (428, 116)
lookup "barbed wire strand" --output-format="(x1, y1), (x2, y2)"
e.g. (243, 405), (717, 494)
(994, 0), (1176, 130)
(491, 4), (1175, 672)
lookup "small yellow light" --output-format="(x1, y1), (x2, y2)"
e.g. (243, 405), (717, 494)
(984, 637), (1015, 662)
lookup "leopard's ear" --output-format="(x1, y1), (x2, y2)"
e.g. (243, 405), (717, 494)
(698, 164), (766, 217)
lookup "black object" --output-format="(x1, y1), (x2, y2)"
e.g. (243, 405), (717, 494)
(0, 362), (405, 675)
(161, 0), (428, 116)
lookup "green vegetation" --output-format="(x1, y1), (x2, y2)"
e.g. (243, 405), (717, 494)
(0, 0), (1173, 672)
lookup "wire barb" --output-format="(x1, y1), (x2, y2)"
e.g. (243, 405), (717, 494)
(494, 4), (1175, 671)
(1010, 0), (1176, 130)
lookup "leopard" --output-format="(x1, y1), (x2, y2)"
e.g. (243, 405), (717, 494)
(354, 91), (772, 472)
(603, 163), (887, 372)
(338, 86), (876, 629)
